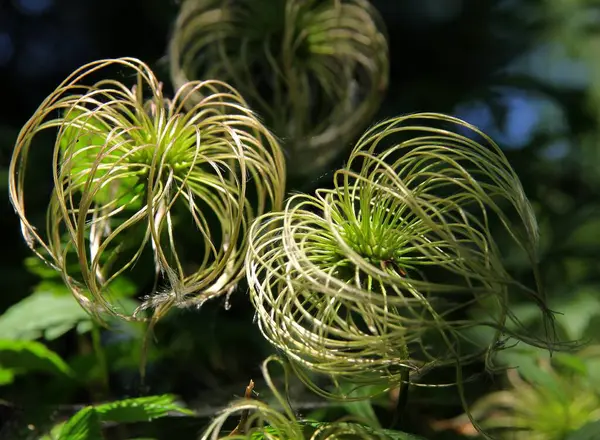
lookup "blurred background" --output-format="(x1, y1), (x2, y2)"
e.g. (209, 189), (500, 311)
(1, 0), (600, 439)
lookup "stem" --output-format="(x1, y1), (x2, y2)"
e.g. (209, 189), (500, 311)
(390, 369), (410, 429)
(229, 380), (255, 437)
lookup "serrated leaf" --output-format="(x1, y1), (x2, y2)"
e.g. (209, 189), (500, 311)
(58, 407), (103, 440)
(0, 339), (74, 377)
(94, 395), (194, 423)
(0, 289), (90, 340)
(55, 395), (192, 440)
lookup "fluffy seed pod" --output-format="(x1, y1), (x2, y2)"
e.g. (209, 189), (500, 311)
(9, 57), (286, 321)
(169, 0), (389, 176)
(246, 113), (555, 397)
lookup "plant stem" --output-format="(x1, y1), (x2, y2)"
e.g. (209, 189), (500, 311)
(391, 369), (410, 429)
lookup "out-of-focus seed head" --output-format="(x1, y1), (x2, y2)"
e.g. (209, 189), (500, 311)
(170, 0), (389, 177)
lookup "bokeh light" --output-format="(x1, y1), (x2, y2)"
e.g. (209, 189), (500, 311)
(12, 0), (54, 16)
(0, 33), (14, 67)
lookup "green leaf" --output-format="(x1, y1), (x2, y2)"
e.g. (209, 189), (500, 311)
(553, 353), (589, 376)
(0, 339), (74, 377)
(0, 367), (15, 385)
(39, 421), (66, 440)
(565, 420), (600, 440)
(93, 395), (194, 423)
(377, 427), (428, 440)
(338, 382), (383, 428)
(553, 287), (600, 340)
(45, 322), (80, 341)
(58, 407), (103, 440)
(56, 395), (193, 440)
(24, 256), (61, 280)
(0, 289), (90, 340)
(249, 426), (285, 440)
(76, 321), (94, 335)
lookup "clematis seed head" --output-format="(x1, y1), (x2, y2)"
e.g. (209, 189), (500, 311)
(9, 57), (286, 322)
(169, 0), (389, 176)
(246, 113), (558, 398)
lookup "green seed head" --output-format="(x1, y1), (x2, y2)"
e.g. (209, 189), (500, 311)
(246, 113), (556, 397)
(9, 57), (286, 321)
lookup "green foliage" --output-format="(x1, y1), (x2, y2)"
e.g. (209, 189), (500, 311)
(91, 395), (194, 421)
(58, 395), (193, 440)
(0, 366), (15, 385)
(337, 383), (383, 429)
(58, 407), (103, 440)
(0, 257), (138, 341)
(565, 420), (600, 440)
(0, 289), (92, 341)
(0, 339), (74, 378)
(301, 421), (426, 439)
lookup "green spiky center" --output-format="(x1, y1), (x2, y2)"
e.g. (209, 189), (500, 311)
(59, 99), (203, 208)
(125, 102), (198, 174)
(343, 221), (404, 266)
(332, 187), (412, 273)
